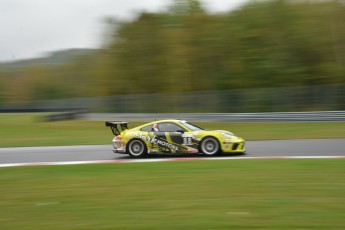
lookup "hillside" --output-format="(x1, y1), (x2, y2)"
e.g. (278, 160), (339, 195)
(0, 48), (99, 70)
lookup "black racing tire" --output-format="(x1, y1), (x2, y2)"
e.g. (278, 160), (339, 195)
(127, 139), (147, 158)
(200, 137), (220, 156)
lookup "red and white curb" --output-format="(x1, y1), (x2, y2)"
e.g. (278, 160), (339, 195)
(0, 156), (344, 168)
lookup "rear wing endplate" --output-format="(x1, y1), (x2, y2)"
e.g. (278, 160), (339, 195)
(105, 121), (129, 135)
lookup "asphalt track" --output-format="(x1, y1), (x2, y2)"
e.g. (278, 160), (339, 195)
(0, 139), (344, 165)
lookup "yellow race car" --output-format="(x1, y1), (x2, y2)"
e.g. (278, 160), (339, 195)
(106, 119), (245, 158)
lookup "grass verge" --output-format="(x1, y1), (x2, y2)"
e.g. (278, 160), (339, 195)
(0, 113), (344, 147)
(0, 159), (344, 229)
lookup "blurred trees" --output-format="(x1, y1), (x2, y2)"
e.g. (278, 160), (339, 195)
(0, 0), (344, 104)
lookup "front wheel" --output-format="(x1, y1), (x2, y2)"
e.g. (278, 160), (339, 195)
(127, 139), (147, 158)
(200, 137), (220, 156)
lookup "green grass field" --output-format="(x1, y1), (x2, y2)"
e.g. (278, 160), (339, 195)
(0, 159), (344, 229)
(0, 113), (344, 147)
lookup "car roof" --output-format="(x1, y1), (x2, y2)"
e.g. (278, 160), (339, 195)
(135, 119), (186, 129)
(156, 119), (186, 123)
(149, 119), (186, 124)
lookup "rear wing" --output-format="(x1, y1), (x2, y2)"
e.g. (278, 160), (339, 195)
(105, 121), (129, 135)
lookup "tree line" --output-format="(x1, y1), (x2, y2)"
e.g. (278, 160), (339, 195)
(0, 0), (344, 104)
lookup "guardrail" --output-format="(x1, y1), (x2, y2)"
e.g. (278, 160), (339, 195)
(80, 111), (345, 122)
(2, 85), (343, 113)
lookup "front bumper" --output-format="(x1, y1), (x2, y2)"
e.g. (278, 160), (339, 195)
(222, 141), (246, 153)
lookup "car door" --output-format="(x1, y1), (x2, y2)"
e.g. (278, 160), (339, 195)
(152, 122), (188, 153)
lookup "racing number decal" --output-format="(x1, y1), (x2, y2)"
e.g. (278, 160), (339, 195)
(183, 137), (192, 145)
(182, 134), (194, 146)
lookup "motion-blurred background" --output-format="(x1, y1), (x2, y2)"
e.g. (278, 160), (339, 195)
(0, 0), (344, 113)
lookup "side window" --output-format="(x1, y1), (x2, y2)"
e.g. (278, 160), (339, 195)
(140, 124), (153, 132)
(158, 122), (185, 132)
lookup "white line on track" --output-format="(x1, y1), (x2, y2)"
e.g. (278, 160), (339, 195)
(0, 156), (344, 168)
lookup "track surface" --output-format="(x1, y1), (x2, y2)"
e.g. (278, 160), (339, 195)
(0, 139), (344, 164)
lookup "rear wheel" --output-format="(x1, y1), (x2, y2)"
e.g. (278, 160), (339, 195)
(127, 139), (147, 158)
(200, 137), (220, 156)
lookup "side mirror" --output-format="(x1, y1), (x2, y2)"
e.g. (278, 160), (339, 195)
(176, 129), (185, 134)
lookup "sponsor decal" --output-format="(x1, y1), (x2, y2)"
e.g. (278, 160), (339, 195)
(134, 132), (179, 151)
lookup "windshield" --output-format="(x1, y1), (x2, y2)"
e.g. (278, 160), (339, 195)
(179, 121), (204, 131)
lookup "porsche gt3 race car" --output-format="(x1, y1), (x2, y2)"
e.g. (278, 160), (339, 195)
(105, 119), (245, 158)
